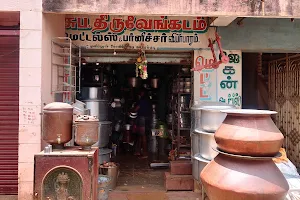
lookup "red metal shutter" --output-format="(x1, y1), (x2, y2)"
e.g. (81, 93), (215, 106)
(0, 35), (19, 194)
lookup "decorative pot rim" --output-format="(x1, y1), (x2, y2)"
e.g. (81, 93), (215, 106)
(221, 109), (277, 116)
(212, 147), (282, 160)
(200, 105), (235, 112)
(192, 154), (211, 163)
(194, 129), (215, 136)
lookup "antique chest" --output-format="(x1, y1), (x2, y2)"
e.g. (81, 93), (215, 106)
(33, 147), (98, 200)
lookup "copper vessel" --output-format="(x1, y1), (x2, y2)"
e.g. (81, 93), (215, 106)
(74, 115), (99, 150)
(215, 109), (284, 156)
(201, 109), (289, 200)
(42, 102), (73, 149)
(200, 153), (289, 200)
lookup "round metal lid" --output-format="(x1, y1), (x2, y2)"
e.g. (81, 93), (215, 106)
(193, 129), (215, 136)
(43, 102), (73, 110)
(221, 109), (277, 116)
(99, 148), (113, 155)
(191, 101), (234, 111)
(192, 153), (211, 163)
(75, 115), (99, 122)
(213, 147), (281, 160)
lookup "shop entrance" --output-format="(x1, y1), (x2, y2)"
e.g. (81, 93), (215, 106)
(76, 50), (193, 191)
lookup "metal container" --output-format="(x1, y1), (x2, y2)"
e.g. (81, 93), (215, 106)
(191, 101), (234, 132)
(42, 102), (73, 149)
(200, 106), (233, 132)
(74, 115), (99, 150)
(191, 133), (200, 156)
(99, 148), (112, 164)
(114, 120), (122, 132)
(184, 88), (191, 93)
(200, 153), (289, 200)
(192, 154), (210, 181)
(98, 175), (111, 189)
(124, 124), (131, 131)
(149, 136), (158, 153)
(151, 78), (159, 88)
(93, 121), (112, 148)
(99, 163), (119, 190)
(81, 87), (111, 100)
(194, 129), (218, 160)
(128, 77), (141, 88)
(83, 99), (109, 121)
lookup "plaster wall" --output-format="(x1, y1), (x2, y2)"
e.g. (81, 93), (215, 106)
(219, 18), (300, 52)
(17, 1), (42, 200)
(42, 0), (300, 18)
(0, 0), (41, 12)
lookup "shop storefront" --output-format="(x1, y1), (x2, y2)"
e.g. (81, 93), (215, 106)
(32, 14), (243, 198)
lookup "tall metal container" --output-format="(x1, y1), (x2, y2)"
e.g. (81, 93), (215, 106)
(74, 115), (99, 150)
(42, 102), (73, 149)
(93, 121), (112, 148)
(81, 87), (111, 101)
(83, 99), (109, 121)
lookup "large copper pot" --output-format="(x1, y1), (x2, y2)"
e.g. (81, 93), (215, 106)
(42, 102), (73, 149)
(200, 154), (289, 200)
(215, 109), (284, 156)
(74, 115), (99, 150)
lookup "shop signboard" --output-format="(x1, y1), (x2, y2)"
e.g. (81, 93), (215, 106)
(65, 15), (214, 50)
(193, 50), (242, 108)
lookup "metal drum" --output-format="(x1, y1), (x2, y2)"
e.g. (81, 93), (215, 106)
(194, 129), (218, 160)
(81, 87), (111, 100)
(74, 115), (99, 150)
(191, 101), (234, 132)
(192, 154), (210, 181)
(191, 133), (200, 156)
(93, 121), (112, 148)
(99, 148), (112, 164)
(42, 102), (73, 149)
(83, 99), (109, 121)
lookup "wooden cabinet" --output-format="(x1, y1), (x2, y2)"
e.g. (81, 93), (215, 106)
(34, 147), (98, 200)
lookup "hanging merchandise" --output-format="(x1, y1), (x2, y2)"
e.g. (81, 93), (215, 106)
(135, 43), (148, 79)
(192, 31), (229, 71)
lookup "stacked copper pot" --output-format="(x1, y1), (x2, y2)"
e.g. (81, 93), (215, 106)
(200, 109), (289, 200)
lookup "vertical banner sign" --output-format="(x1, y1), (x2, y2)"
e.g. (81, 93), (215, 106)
(193, 49), (242, 108)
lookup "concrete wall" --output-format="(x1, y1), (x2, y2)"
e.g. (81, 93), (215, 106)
(0, 0), (41, 12)
(219, 18), (300, 52)
(18, 3), (42, 200)
(42, 0), (300, 18)
(41, 13), (66, 149)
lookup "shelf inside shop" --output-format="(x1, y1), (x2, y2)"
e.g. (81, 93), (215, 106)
(178, 75), (192, 78)
(52, 41), (78, 48)
(52, 63), (78, 68)
(179, 127), (191, 131)
(53, 52), (79, 58)
(179, 144), (191, 148)
(172, 92), (191, 95)
(180, 111), (190, 113)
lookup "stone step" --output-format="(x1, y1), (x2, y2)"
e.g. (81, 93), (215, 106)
(165, 172), (194, 191)
(170, 160), (192, 175)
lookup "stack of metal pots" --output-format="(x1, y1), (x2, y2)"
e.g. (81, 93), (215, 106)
(190, 101), (234, 182)
(81, 87), (113, 164)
